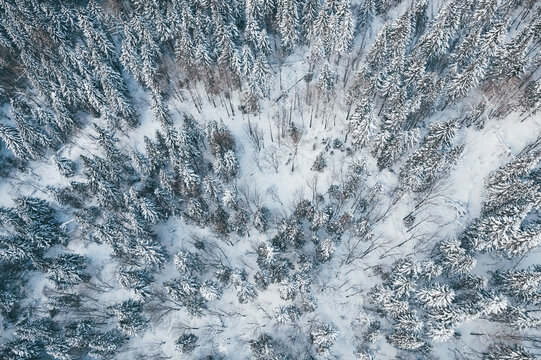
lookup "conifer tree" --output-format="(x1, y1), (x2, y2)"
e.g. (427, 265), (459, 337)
(111, 299), (149, 336)
(356, 0), (375, 32)
(485, 344), (535, 360)
(335, 0), (355, 56)
(491, 25), (533, 80)
(45, 253), (89, 289)
(175, 333), (199, 353)
(250, 53), (272, 98)
(310, 323), (337, 355)
(349, 96), (375, 149)
(0, 123), (28, 159)
(317, 62), (335, 96)
(278, 0), (300, 51)
(301, 0), (319, 42)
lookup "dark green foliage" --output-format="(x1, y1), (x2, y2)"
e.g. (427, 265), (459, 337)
(165, 276), (207, 316)
(254, 206), (270, 233)
(311, 152), (327, 172)
(88, 329), (127, 359)
(44, 253), (89, 289)
(110, 300), (149, 336)
(175, 333), (199, 353)
(116, 267), (154, 300)
(250, 333), (290, 359)
(0, 197), (66, 260)
(484, 344), (535, 360)
(310, 323), (337, 355)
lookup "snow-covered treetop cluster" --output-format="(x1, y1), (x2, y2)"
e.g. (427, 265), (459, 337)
(0, 0), (541, 359)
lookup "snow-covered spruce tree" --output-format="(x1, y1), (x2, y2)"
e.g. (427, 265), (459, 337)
(484, 343), (535, 360)
(110, 299), (149, 336)
(250, 333), (284, 359)
(52, 155), (77, 177)
(310, 323), (338, 356)
(349, 96), (375, 149)
(462, 149), (541, 256)
(400, 119), (464, 193)
(301, 0), (319, 42)
(254, 206), (271, 233)
(492, 267), (541, 305)
(0, 123), (28, 160)
(87, 329), (127, 359)
(318, 61), (335, 91)
(175, 333), (198, 354)
(277, 0), (300, 51)
(116, 267), (154, 300)
(43, 253), (89, 290)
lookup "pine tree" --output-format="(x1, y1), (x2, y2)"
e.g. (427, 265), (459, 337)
(356, 0), (375, 32)
(13, 197), (66, 251)
(493, 267), (541, 304)
(45, 253), (89, 289)
(214, 150), (239, 181)
(416, 283), (455, 309)
(200, 280), (223, 301)
(310, 323), (337, 355)
(251, 53), (272, 98)
(522, 80), (541, 113)
(174, 16), (195, 68)
(349, 96), (375, 149)
(0, 339), (42, 360)
(231, 269), (258, 303)
(400, 119), (463, 192)
(254, 206), (270, 233)
(116, 267), (154, 300)
(310, 0), (336, 60)
(96, 60), (137, 128)
(88, 329), (127, 359)
(278, 0), (300, 50)
(214, 15), (236, 70)
(0, 235), (33, 264)
(387, 330), (424, 350)
(52, 155), (76, 177)
(317, 62), (335, 96)
(394, 310), (423, 333)
(175, 333), (198, 353)
(447, 59), (486, 104)
(91, 124), (129, 169)
(301, 0), (319, 42)
(149, 88), (171, 127)
(222, 188), (237, 209)
(491, 26), (532, 80)
(316, 238), (335, 262)
(335, 0), (355, 56)
(250, 334), (280, 359)
(484, 344), (535, 360)
(174, 250), (203, 275)
(479, 18), (508, 58)
(240, 44), (254, 77)
(492, 305), (541, 330)
(110, 299), (149, 336)
(312, 151), (326, 172)
(414, 2), (460, 61)
(373, 129), (419, 170)
(461, 150), (541, 257)
(131, 237), (168, 269)
(365, 24), (389, 72)
(0, 123), (28, 159)
(437, 239), (476, 276)
(164, 276), (207, 315)
(425, 322), (454, 342)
